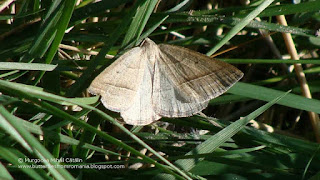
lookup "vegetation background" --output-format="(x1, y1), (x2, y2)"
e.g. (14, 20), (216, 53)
(0, 0), (320, 179)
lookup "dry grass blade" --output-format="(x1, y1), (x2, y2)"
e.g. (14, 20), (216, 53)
(276, 12), (320, 142)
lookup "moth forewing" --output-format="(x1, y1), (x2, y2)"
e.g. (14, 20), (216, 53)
(88, 47), (146, 112)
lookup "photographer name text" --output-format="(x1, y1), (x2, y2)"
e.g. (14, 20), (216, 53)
(18, 157), (83, 163)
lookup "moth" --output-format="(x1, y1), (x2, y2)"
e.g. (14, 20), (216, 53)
(88, 38), (243, 125)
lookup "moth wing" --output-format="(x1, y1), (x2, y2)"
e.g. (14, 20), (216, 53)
(120, 60), (162, 125)
(152, 44), (243, 117)
(88, 47), (146, 112)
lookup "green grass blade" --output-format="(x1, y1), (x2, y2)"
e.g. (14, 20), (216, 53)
(33, 0), (77, 85)
(0, 146), (47, 180)
(228, 82), (320, 114)
(121, 0), (158, 47)
(163, 13), (314, 37)
(21, 1), (63, 61)
(0, 62), (57, 71)
(259, 1), (320, 17)
(70, 0), (131, 25)
(220, 59), (320, 64)
(0, 161), (14, 180)
(18, 116), (121, 156)
(206, 0), (274, 56)
(0, 106), (75, 180)
(174, 91), (289, 171)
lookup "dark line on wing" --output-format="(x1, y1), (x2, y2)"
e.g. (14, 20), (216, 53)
(103, 82), (136, 92)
